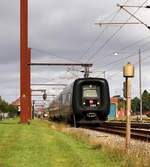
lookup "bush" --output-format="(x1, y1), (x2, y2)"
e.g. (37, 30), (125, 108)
(0, 96), (18, 113)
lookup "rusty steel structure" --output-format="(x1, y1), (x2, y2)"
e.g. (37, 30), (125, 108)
(30, 63), (93, 78)
(20, 0), (31, 123)
(31, 83), (67, 86)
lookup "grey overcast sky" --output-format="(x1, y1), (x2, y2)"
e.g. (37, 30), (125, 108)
(0, 0), (150, 103)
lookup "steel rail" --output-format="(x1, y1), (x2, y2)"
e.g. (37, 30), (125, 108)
(103, 121), (150, 129)
(81, 122), (150, 142)
(86, 126), (150, 142)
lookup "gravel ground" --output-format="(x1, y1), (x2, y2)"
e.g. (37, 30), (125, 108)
(63, 127), (150, 156)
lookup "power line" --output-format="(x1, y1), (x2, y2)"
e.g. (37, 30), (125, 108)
(105, 46), (150, 71)
(94, 38), (150, 70)
(105, 48), (150, 79)
(85, 0), (149, 63)
(31, 47), (81, 63)
(79, 9), (122, 61)
(79, 0), (130, 61)
(95, 54), (136, 78)
(95, 46), (150, 78)
(94, 35), (150, 64)
(118, 3), (150, 30)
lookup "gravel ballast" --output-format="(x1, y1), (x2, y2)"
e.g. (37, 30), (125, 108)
(63, 127), (150, 156)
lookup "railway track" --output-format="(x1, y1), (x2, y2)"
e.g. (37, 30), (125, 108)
(103, 121), (150, 129)
(81, 122), (150, 142)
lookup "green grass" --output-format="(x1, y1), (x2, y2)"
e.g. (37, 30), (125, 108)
(0, 119), (147, 167)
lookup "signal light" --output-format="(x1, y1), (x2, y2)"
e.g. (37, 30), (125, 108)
(43, 93), (47, 100)
(89, 100), (94, 104)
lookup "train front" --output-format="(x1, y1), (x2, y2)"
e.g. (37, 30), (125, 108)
(73, 78), (110, 123)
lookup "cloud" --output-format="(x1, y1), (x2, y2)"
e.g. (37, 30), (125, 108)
(0, 0), (150, 102)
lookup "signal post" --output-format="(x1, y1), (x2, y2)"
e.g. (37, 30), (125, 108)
(123, 62), (134, 150)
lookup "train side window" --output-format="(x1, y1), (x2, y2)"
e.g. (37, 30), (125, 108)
(66, 93), (71, 103)
(62, 94), (65, 104)
(59, 95), (63, 104)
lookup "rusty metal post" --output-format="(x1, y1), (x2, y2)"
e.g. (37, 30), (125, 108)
(20, 0), (29, 123)
(27, 48), (31, 119)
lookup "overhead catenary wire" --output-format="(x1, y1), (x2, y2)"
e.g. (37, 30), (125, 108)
(107, 52), (150, 80)
(31, 0), (149, 85)
(95, 43), (150, 78)
(31, 47), (81, 63)
(85, 0), (149, 63)
(79, 0), (130, 61)
(79, 8), (122, 61)
(108, 47), (150, 73)
(118, 3), (150, 29)
(103, 47), (150, 79)
(95, 53), (137, 78)
(105, 45), (150, 71)
(94, 35), (150, 64)
(94, 36), (150, 71)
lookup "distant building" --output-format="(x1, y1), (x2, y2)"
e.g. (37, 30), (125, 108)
(109, 95), (125, 118)
(11, 97), (20, 112)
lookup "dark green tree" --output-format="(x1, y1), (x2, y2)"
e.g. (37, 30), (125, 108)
(0, 96), (18, 113)
(131, 90), (150, 113)
(131, 97), (140, 113)
(142, 90), (150, 112)
(8, 105), (18, 113)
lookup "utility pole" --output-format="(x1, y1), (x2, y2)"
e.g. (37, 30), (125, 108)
(139, 49), (143, 121)
(123, 62), (134, 150)
(20, 0), (30, 123)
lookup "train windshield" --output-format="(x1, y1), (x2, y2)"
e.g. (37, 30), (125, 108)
(82, 85), (100, 98)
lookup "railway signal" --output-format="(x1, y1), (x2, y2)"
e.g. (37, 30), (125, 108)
(43, 92), (47, 101)
(123, 62), (135, 150)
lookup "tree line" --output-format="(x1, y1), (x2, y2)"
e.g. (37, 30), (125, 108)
(131, 90), (150, 113)
(0, 96), (18, 113)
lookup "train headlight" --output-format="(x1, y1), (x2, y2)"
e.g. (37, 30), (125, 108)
(83, 102), (86, 105)
(97, 102), (100, 105)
